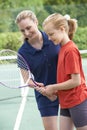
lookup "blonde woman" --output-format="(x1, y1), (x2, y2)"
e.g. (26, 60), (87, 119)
(15, 10), (60, 130)
(35, 13), (87, 130)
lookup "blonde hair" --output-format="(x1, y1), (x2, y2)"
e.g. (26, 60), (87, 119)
(43, 13), (78, 40)
(15, 10), (38, 24)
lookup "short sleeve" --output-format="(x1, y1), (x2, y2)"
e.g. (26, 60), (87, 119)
(65, 49), (80, 74)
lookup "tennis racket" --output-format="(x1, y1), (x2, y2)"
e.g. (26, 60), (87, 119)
(0, 49), (38, 89)
(0, 49), (57, 101)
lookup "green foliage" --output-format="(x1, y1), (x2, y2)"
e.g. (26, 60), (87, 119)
(0, 0), (87, 10)
(0, 0), (43, 9)
(36, 7), (49, 30)
(43, 4), (87, 27)
(43, 0), (87, 5)
(0, 27), (87, 51)
(74, 27), (87, 50)
(0, 4), (87, 33)
(0, 32), (22, 51)
(0, 0), (86, 53)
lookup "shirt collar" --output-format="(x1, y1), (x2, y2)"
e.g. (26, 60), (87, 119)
(24, 31), (49, 55)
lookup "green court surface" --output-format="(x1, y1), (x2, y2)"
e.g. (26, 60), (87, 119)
(0, 88), (44, 130)
(0, 57), (44, 130)
(0, 87), (77, 130)
(0, 58), (86, 130)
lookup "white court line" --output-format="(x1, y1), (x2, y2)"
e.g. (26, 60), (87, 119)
(13, 87), (29, 130)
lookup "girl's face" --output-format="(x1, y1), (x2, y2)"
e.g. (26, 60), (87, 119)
(44, 23), (64, 45)
(18, 17), (38, 40)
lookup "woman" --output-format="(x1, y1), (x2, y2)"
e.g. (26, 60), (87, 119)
(35, 13), (87, 130)
(15, 10), (60, 130)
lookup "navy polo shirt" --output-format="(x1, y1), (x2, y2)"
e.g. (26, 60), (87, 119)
(18, 31), (60, 109)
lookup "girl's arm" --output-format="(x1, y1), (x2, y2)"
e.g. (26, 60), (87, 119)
(35, 73), (81, 96)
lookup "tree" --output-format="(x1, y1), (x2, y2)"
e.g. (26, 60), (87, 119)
(43, 0), (87, 5)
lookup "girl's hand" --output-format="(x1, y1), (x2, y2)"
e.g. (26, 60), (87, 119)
(47, 95), (57, 101)
(45, 85), (56, 96)
(35, 85), (57, 101)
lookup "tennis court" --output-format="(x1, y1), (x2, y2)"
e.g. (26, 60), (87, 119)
(0, 87), (44, 130)
(0, 51), (87, 130)
(0, 59), (44, 130)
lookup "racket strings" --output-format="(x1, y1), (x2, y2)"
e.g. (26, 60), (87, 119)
(0, 50), (30, 89)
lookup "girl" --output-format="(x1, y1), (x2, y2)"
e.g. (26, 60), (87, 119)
(35, 13), (87, 130)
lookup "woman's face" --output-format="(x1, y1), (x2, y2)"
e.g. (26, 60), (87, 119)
(18, 17), (38, 40)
